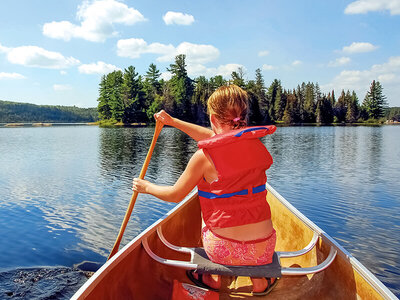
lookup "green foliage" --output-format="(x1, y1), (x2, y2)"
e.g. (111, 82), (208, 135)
(96, 58), (392, 126)
(167, 54), (194, 121)
(362, 80), (388, 119)
(385, 107), (400, 121)
(0, 100), (98, 123)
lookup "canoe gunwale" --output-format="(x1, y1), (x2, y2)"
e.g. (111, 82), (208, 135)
(266, 183), (397, 300)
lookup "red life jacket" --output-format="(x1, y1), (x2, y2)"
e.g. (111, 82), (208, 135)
(197, 125), (276, 230)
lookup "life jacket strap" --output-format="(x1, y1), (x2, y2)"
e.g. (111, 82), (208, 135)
(198, 184), (266, 199)
(234, 126), (272, 137)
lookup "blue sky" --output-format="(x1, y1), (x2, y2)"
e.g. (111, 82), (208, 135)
(1, 0), (400, 108)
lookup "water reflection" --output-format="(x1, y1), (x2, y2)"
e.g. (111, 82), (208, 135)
(0, 125), (399, 297)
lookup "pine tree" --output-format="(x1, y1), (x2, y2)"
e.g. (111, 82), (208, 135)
(274, 87), (286, 121)
(345, 91), (359, 123)
(144, 64), (162, 121)
(231, 67), (246, 88)
(107, 70), (124, 122)
(304, 82), (315, 122)
(97, 75), (111, 120)
(283, 92), (299, 124)
(121, 66), (147, 123)
(193, 76), (211, 125)
(210, 75), (226, 90)
(362, 80), (388, 119)
(167, 55), (194, 121)
(334, 90), (347, 123)
(267, 79), (282, 122)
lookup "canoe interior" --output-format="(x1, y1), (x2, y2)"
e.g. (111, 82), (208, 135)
(76, 190), (386, 300)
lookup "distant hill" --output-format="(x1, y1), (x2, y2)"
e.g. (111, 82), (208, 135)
(386, 107), (400, 121)
(0, 100), (98, 123)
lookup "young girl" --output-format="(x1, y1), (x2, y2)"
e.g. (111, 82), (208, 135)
(132, 85), (277, 295)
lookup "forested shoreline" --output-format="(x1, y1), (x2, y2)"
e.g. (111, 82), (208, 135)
(0, 100), (98, 123)
(1, 54), (399, 124)
(97, 54), (399, 126)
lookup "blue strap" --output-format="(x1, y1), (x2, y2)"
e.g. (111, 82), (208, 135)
(234, 127), (269, 137)
(252, 184), (266, 194)
(199, 184), (266, 199)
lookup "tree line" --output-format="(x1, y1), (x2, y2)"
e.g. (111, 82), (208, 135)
(97, 54), (393, 125)
(0, 100), (98, 123)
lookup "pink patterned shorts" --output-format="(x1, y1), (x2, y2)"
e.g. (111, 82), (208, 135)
(202, 227), (276, 266)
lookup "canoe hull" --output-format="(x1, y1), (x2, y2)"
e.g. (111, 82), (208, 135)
(72, 186), (396, 299)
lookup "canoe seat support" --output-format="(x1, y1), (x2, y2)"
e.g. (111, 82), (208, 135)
(142, 226), (337, 277)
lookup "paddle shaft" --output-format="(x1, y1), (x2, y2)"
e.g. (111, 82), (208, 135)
(108, 121), (164, 260)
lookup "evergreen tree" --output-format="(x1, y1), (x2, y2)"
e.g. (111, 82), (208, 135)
(121, 66), (146, 123)
(267, 79), (282, 122)
(210, 75), (226, 90)
(246, 80), (263, 125)
(192, 76), (211, 125)
(345, 91), (359, 123)
(231, 67), (246, 88)
(304, 82), (316, 122)
(143, 64), (162, 121)
(145, 63), (161, 93)
(316, 95), (333, 124)
(97, 75), (111, 120)
(362, 80), (388, 119)
(167, 54), (194, 121)
(107, 70), (124, 122)
(283, 92), (299, 124)
(334, 90), (347, 123)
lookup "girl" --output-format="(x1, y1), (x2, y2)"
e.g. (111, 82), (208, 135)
(132, 85), (277, 295)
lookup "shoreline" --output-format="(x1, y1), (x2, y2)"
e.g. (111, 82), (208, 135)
(1, 121), (399, 128)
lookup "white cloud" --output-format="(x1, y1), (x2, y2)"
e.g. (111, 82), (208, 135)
(292, 60), (302, 66)
(345, 0), (400, 15)
(53, 84), (73, 91)
(160, 72), (172, 81)
(258, 50), (270, 57)
(321, 56), (400, 104)
(78, 61), (121, 74)
(262, 64), (275, 71)
(160, 42), (220, 64)
(187, 63), (245, 78)
(328, 57), (351, 67)
(43, 0), (146, 42)
(117, 38), (219, 64)
(0, 72), (26, 80)
(60, 71), (67, 75)
(0, 43), (11, 53)
(3, 45), (80, 69)
(163, 11), (195, 25)
(342, 42), (378, 54)
(117, 38), (174, 59)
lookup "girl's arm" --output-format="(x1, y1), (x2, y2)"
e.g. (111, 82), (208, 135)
(132, 150), (207, 203)
(155, 110), (214, 141)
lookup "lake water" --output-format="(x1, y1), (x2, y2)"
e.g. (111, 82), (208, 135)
(0, 125), (399, 298)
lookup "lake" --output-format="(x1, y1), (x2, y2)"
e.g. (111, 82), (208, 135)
(0, 125), (399, 298)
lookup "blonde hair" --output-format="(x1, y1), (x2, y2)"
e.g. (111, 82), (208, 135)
(207, 84), (248, 129)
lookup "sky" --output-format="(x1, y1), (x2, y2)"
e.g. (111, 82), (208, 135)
(0, 0), (400, 108)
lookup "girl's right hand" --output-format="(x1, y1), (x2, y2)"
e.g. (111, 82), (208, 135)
(154, 110), (174, 126)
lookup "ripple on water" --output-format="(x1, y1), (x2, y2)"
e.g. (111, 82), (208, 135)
(1, 125), (400, 297)
(0, 267), (89, 300)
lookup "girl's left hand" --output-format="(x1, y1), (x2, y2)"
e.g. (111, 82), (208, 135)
(132, 178), (150, 194)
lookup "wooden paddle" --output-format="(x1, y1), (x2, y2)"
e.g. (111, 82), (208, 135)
(108, 120), (164, 260)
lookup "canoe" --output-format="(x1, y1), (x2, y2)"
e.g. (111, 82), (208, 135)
(72, 184), (397, 299)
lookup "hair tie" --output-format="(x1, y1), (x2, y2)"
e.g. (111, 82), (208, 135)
(233, 117), (241, 122)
